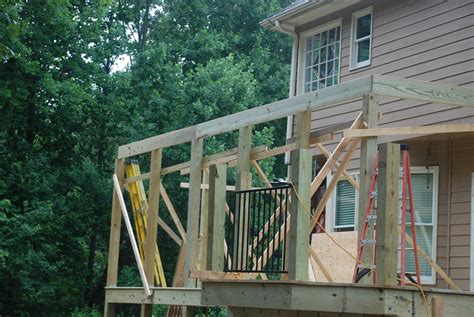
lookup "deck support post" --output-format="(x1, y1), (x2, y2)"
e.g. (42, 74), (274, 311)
(289, 110), (311, 281)
(184, 138), (204, 287)
(376, 142), (400, 286)
(104, 158), (125, 317)
(207, 164), (227, 271)
(141, 149), (162, 317)
(357, 94), (379, 284)
(232, 126), (252, 270)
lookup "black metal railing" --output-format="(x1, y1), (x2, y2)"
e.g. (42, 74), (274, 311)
(224, 185), (290, 273)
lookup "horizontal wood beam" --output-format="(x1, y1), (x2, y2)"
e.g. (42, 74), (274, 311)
(180, 182), (261, 191)
(372, 74), (474, 108)
(196, 76), (372, 137)
(287, 120), (354, 144)
(118, 126), (196, 159)
(189, 270), (284, 281)
(344, 124), (474, 138)
(180, 145), (268, 175)
(201, 280), (474, 316)
(105, 287), (202, 306)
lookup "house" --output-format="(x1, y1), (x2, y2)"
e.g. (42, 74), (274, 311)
(261, 0), (474, 291)
(103, 1), (474, 316)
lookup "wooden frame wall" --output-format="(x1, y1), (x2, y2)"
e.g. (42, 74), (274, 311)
(104, 75), (473, 315)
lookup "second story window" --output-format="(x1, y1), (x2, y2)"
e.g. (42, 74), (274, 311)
(301, 20), (341, 93)
(350, 7), (373, 69)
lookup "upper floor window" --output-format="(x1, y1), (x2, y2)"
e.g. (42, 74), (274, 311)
(299, 20), (342, 93)
(350, 7), (373, 69)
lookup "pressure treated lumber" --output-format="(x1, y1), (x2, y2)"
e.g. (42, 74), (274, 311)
(287, 119), (354, 144)
(160, 184), (186, 242)
(372, 74), (474, 108)
(344, 124), (474, 138)
(112, 174), (151, 297)
(310, 138), (360, 231)
(201, 280), (474, 316)
(289, 110), (312, 281)
(196, 76), (372, 137)
(232, 126), (253, 270)
(141, 150), (162, 316)
(207, 164), (227, 271)
(183, 138), (204, 288)
(104, 159), (125, 317)
(314, 143), (359, 190)
(144, 149), (162, 286)
(106, 287), (202, 306)
(179, 145), (267, 176)
(310, 112), (363, 197)
(189, 270), (281, 281)
(357, 94), (379, 285)
(376, 143), (400, 287)
(118, 126), (196, 158)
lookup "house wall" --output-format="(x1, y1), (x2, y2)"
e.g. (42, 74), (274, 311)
(402, 135), (473, 290)
(292, 0), (474, 151)
(290, 0), (474, 289)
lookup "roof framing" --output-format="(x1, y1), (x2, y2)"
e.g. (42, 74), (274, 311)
(117, 74), (474, 159)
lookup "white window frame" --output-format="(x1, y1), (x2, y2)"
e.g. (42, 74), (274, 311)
(403, 166), (439, 285)
(297, 18), (342, 95)
(326, 166), (439, 284)
(349, 6), (373, 70)
(326, 172), (359, 232)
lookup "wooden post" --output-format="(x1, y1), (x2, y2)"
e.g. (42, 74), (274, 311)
(357, 94), (379, 284)
(141, 149), (162, 317)
(432, 296), (444, 317)
(289, 110), (311, 281)
(184, 138), (204, 288)
(207, 164), (227, 271)
(232, 126), (252, 270)
(198, 169), (210, 271)
(376, 143), (400, 286)
(104, 158), (125, 317)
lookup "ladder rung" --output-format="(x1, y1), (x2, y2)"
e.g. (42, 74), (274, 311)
(367, 215), (377, 221)
(361, 239), (376, 246)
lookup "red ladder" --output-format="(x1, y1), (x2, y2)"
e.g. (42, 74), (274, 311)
(352, 144), (421, 286)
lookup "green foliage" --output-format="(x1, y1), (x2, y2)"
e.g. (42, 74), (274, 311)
(0, 0), (292, 315)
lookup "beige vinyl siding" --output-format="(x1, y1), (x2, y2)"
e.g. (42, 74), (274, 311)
(294, 0), (474, 136)
(405, 136), (473, 290)
(292, 0), (474, 288)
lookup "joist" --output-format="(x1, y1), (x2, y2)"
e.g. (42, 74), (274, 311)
(372, 74), (474, 108)
(344, 124), (474, 138)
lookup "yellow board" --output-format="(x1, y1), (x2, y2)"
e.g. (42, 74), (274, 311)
(125, 163), (167, 287)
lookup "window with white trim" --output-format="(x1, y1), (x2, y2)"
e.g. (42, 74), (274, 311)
(329, 166), (438, 283)
(350, 7), (373, 69)
(334, 177), (358, 232)
(397, 166), (438, 284)
(299, 20), (342, 93)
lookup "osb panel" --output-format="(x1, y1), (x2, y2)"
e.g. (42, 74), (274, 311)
(310, 231), (358, 283)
